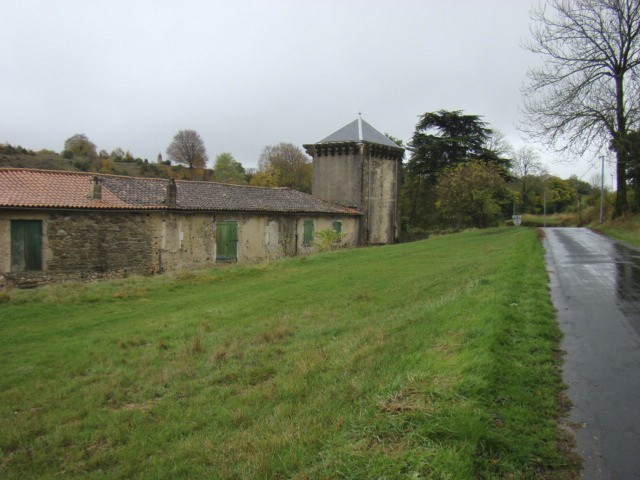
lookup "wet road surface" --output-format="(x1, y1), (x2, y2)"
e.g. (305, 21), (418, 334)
(544, 228), (640, 479)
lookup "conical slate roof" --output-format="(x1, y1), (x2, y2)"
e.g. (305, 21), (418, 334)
(318, 117), (401, 149)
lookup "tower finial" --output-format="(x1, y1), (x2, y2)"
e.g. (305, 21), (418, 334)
(357, 112), (363, 142)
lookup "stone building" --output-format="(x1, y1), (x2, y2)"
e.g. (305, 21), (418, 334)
(304, 116), (404, 245)
(0, 117), (403, 288)
(0, 169), (359, 288)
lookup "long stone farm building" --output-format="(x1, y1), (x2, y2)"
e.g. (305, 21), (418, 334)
(0, 118), (404, 288)
(0, 169), (360, 288)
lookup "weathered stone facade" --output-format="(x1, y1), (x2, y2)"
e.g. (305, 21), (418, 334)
(0, 209), (358, 289)
(362, 151), (402, 245)
(305, 118), (404, 245)
(46, 211), (155, 276)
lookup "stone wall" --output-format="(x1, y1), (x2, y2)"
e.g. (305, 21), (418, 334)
(46, 211), (155, 276)
(311, 149), (363, 209)
(154, 212), (216, 273)
(364, 155), (400, 245)
(0, 209), (360, 289)
(0, 210), (156, 288)
(310, 144), (400, 245)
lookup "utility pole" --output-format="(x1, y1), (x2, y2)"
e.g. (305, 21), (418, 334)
(543, 181), (547, 227)
(600, 156), (604, 224)
(578, 194), (582, 225)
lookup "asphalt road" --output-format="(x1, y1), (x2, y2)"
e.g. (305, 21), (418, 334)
(544, 227), (640, 479)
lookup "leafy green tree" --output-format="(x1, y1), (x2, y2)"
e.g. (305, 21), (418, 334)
(384, 133), (405, 150)
(110, 147), (125, 162)
(522, 174), (578, 214)
(523, 0), (640, 216)
(567, 175), (593, 196)
(400, 162), (434, 229)
(622, 130), (640, 210)
(99, 159), (114, 174)
(435, 161), (507, 229)
(64, 134), (97, 159)
(250, 143), (312, 193)
(213, 152), (247, 184)
(407, 110), (508, 181)
(402, 110), (510, 229)
(166, 130), (208, 172)
(546, 176), (577, 213)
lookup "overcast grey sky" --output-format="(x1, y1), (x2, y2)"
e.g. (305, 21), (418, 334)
(0, 0), (613, 182)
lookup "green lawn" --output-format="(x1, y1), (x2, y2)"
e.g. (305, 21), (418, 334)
(0, 228), (576, 479)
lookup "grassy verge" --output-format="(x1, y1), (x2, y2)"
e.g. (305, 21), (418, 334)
(0, 228), (577, 479)
(506, 213), (579, 228)
(592, 213), (640, 248)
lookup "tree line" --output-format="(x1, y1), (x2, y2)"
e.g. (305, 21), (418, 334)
(405, 0), (640, 230)
(522, 0), (640, 216)
(398, 110), (596, 233)
(29, 104), (603, 235)
(58, 132), (312, 192)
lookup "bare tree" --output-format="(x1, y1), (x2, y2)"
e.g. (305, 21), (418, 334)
(166, 130), (208, 172)
(485, 130), (515, 160)
(522, 0), (640, 216)
(511, 147), (544, 212)
(511, 146), (543, 179)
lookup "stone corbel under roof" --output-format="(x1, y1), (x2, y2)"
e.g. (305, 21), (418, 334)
(303, 141), (404, 160)
(304, 117), (405, 161)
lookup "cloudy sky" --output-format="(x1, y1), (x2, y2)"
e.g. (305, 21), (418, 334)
(0, 0), (614, 182)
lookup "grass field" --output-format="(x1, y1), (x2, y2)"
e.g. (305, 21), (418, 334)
(0, 228), (576, 479)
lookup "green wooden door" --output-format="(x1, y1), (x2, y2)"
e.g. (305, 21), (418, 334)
(303, 220), (314, 245)
(216, 221), (237, 261)
(11, 220), (42, 272)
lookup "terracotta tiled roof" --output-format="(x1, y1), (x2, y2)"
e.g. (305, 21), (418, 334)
(0, 168), (360, 215)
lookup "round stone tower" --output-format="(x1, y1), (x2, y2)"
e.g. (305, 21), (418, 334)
(304, 117), (404, 245)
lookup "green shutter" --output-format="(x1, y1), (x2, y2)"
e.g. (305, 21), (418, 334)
(332, 221), (342, 233)
(303, 220), (314, 245)
(11, 220), (42, 272)
(216, 221), (238, 261)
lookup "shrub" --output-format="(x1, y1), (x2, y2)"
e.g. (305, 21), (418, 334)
(74, 160), (90, 171)
(0, 290), (10, 303)
(314, 229), (347, 252)
(0, 144), (35, 155)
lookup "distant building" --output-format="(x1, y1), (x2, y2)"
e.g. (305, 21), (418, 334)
(304, 116), (404, 244)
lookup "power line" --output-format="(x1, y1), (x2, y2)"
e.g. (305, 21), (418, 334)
(579, 163), (595, 179)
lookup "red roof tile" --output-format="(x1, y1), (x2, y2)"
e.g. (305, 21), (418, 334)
(0, 168), (360, 215)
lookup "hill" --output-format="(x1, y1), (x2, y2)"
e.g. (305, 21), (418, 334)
(0, 144), (211, 180)
(0, 146), (78, 172)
